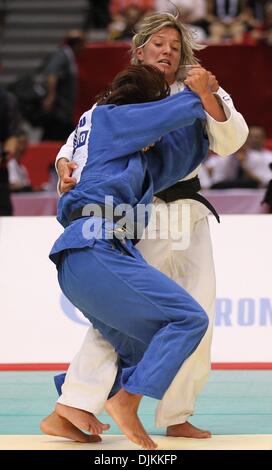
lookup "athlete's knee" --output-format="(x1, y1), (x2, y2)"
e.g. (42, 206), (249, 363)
(199, 308), (209, 334)
(192, 306), (209, 335)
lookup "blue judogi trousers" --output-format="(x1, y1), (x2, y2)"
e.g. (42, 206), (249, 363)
(57, 236), (209, 400)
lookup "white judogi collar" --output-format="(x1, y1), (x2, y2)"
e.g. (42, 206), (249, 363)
(170, 81), (184, 95)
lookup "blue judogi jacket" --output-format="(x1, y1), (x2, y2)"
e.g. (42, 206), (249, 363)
(50, 88), (209, 264)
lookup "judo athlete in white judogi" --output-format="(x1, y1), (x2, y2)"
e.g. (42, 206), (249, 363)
(45, 65), (212, 449)
(50, 12), (249, 440)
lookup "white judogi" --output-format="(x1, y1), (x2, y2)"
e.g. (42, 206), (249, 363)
(55, 84), (248, 427)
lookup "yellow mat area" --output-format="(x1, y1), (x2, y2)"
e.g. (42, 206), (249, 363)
(1, 434), (272, 450)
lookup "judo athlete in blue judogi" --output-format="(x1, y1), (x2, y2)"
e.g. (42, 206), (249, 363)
(49, 65), (209, 449)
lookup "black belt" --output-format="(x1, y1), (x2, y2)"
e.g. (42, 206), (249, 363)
(68, 176), (219, 230)
(69, 203), (124, 224)
(155, 176), (220, 223)
(68, 203), (140, 244)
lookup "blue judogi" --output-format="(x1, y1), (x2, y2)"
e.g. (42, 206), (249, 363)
(50, 88), (209, 400)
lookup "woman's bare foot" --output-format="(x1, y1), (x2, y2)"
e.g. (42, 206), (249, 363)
(40, 411), (101, 443)
(167, 421), (211, 438)
(105, 389), (157, 450)
(55, 403), (110, 435)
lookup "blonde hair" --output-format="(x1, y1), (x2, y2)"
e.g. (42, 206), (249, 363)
(131, 11), (206, 80)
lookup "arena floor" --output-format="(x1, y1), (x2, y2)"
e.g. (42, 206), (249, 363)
(1, 370), (272, 450)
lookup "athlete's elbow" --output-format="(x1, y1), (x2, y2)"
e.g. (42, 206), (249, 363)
(226, 124), (249, 156)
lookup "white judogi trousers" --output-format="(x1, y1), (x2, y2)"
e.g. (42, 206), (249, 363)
(58, 197), (216, 427)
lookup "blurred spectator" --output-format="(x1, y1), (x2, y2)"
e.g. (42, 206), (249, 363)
(110, 0), (154, 16)
(207, 0), (246, 23)
(262, 162), (272, 212)
(84, 1), (111, 30)
(238, 126), (272, 187)
(109, 0), (154, 39)
(228, 18), (257, 43)
(0, 83), (24, 215)
(199, 153), (240, 187)
(109, 4), (144, 39)
(207, 20), (228, 42)
(245, 0), (270, 21)
(42, 30), (86, 141)
(200, 126), (272, 189)
(155, 0), (207, 23)
(255, 1), (272, 44)
(155, 0), (209, 38)
(7, 132), (32, 192)
(239, 1), (262, 30)
(188, 23), (207, 41)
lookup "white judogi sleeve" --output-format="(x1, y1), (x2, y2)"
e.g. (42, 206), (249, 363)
(55, 130), (75, 167)
(170, 83), (249, 184)
(170, 82), (249, 158)
(205, 87), (249, 157)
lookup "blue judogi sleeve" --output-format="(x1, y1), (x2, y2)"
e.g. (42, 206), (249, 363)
(146, 120), (208, 193)
(87, 88), (206, 168)
(54, 88), (208, 234)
